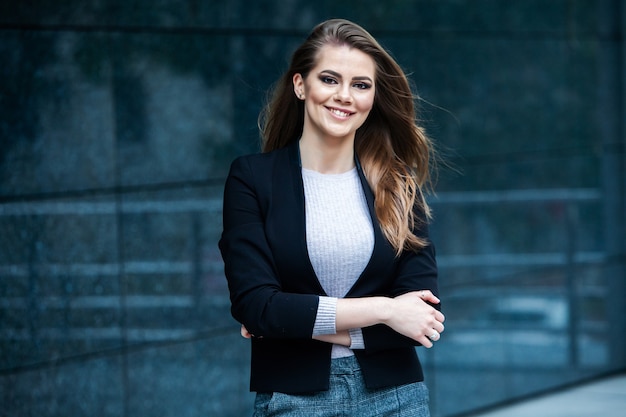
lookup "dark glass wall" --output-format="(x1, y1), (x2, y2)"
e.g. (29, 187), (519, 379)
(1, 1), (624, 416)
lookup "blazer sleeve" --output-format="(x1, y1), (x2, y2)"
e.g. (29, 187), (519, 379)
(362, 199), (440, 353)
(218, 156), (320, 339)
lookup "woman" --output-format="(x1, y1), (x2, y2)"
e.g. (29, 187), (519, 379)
(219, 18), (445, 416)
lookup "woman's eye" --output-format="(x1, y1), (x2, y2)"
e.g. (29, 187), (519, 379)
(320, 76), (337, 84)
(353, 82), (371, 90)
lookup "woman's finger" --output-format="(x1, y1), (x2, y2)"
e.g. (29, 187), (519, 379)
(419, 335), (434, 348)
(418, 290), (440, 304)
(241, 324), (252, 338)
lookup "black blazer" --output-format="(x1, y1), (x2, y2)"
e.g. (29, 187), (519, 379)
(219, 140), (439, 394)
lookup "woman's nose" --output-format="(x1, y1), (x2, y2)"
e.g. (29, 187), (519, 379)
(334, 84), (352, 103)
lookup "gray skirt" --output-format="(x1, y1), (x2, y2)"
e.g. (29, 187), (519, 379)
(253, 355), (430, 417)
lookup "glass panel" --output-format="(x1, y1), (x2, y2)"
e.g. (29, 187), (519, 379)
(1, 2), (623, 416)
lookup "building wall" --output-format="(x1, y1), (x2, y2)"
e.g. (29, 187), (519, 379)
(1, 1), (624, 416)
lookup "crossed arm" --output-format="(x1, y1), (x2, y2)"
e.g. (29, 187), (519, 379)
(242, 289), (445, 349)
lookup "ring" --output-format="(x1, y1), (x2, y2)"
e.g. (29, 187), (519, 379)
(421, 291), (426, 298)
(428, 331), (439, 341)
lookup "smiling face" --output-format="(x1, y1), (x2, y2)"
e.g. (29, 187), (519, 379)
(293, 44), (376, 145)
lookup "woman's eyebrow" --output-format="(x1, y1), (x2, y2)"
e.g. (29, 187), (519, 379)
(320, 69), (373, 82)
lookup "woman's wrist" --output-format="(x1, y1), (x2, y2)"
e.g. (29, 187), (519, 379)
(313, 330), (351, 346)
(335, 296), (393, 331)
(374, 296), (393, 326)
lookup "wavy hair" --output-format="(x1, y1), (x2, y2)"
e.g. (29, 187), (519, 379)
(259, 19), (435, 255)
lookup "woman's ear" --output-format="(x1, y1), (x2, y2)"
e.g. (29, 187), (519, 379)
(292, 73), (305, 100)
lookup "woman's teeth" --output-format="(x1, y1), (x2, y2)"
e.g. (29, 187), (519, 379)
(330, 108), (350, 117)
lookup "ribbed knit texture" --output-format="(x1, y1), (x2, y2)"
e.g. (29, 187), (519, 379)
(303, 167), (374, 358)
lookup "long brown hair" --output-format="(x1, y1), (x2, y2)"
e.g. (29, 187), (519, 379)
(259, 19), (435, 255)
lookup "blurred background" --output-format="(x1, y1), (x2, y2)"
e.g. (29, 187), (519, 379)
(1, 1), (624, 416)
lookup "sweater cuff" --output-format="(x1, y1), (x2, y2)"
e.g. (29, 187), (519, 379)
(348, 328), (365, 349)
(312, 296), (337, 336)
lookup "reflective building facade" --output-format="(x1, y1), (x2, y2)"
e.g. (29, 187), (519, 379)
(1, 1), (624, 416)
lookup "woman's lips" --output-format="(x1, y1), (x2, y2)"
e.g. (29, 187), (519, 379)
(326, 107), (354, 118)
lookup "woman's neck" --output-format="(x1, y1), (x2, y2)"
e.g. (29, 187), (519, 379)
(299, 136), (355, 174)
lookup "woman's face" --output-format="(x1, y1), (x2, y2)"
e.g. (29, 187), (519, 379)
(293, 44), (376, 144)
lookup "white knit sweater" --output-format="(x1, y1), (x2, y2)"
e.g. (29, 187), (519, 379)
(302, 167), (375, 358)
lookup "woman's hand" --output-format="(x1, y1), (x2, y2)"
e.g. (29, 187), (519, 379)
(383, 290), (445, 348)
(241, 324), (256, 339)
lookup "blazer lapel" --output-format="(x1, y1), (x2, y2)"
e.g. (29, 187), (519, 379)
(346, 154), (396, 296)
(265, 142), (326, 295)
